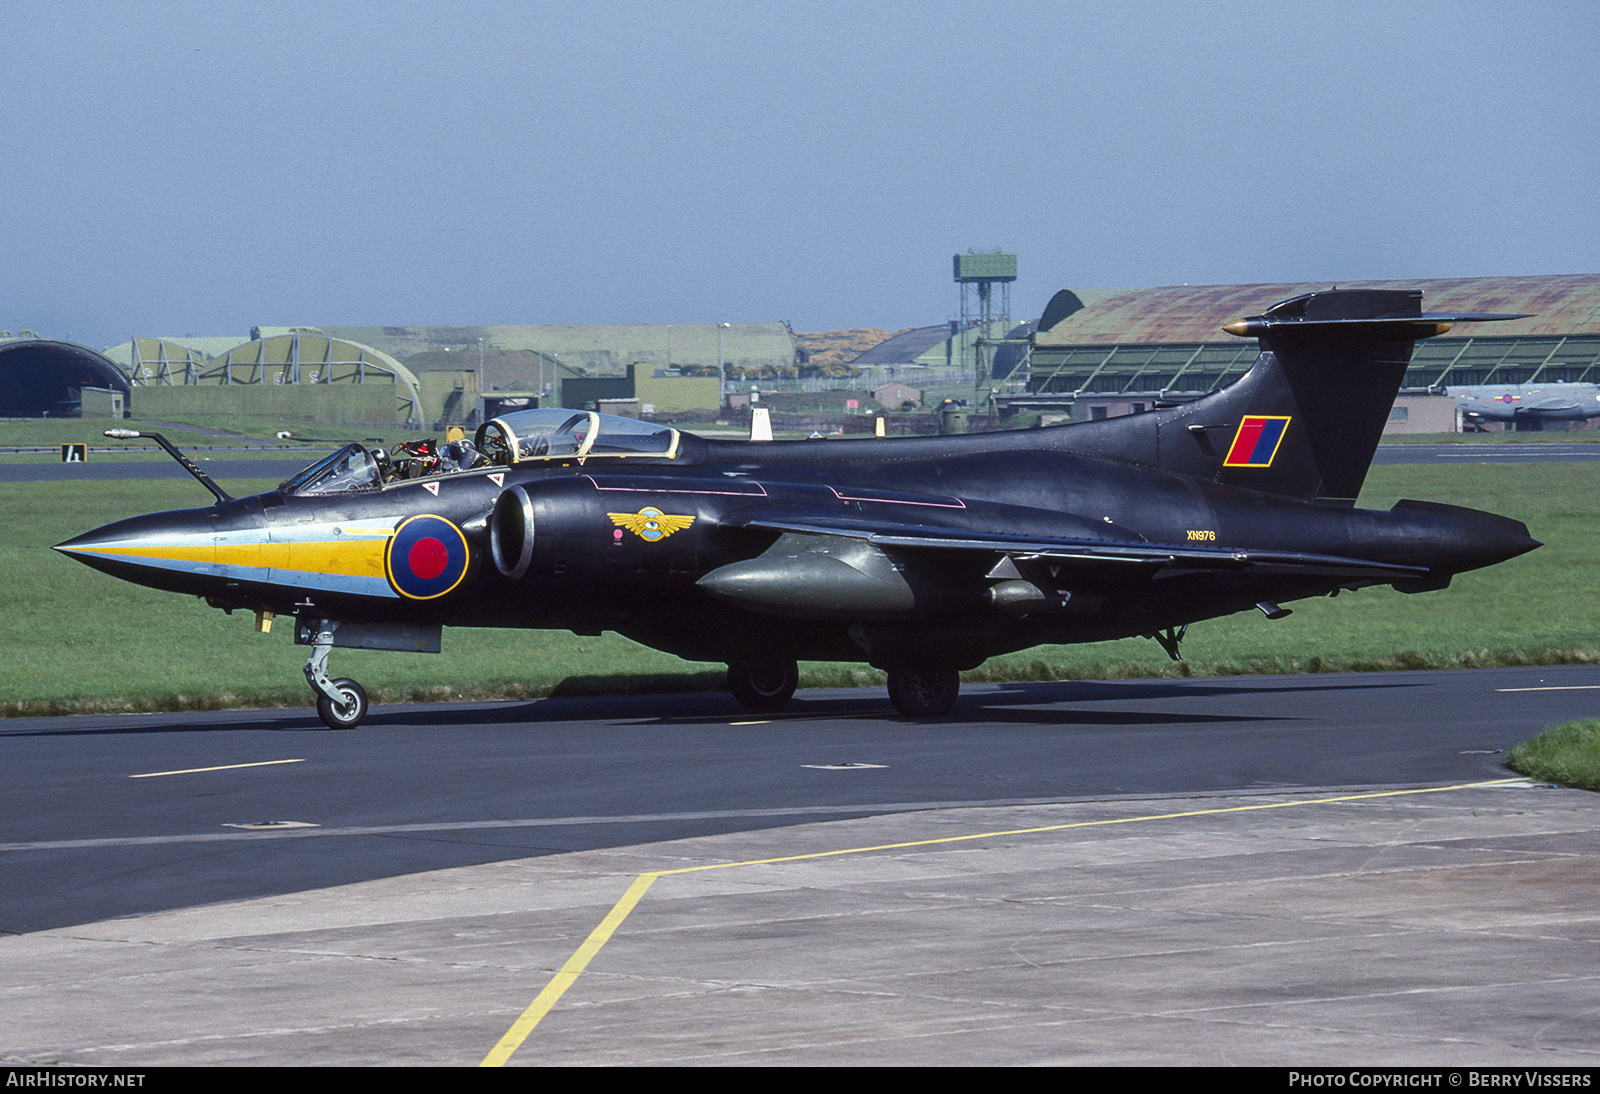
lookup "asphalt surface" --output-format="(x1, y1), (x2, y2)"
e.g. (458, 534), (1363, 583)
(4, 667), (1600, 1066)
(1369, 442), (1600, 463)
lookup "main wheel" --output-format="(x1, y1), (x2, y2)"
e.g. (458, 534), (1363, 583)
(886, 669), (960, 717)
(315, 677), (368, 730)
(728, 659), (798, 711)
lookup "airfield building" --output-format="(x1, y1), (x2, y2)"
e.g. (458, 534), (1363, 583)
(53, 322), (796, 426)
(1010, 274), (1600, 430)
(6, 278), (1599, 430)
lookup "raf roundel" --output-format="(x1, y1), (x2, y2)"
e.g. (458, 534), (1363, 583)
(385, 515), (469, 599)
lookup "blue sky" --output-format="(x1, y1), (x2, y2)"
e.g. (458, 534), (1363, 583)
(3, 0), (1595, 349)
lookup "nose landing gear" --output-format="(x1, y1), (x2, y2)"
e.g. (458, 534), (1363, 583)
(302, 619), (370, 730)
(315, 677), (369, 730)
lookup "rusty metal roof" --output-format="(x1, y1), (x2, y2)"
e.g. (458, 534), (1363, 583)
(1034, 275), (1600, 346)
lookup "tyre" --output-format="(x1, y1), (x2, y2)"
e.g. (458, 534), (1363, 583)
(886, 669), (960, 717)
(315, 677), (368, 730)
(728, 659), (799, 711)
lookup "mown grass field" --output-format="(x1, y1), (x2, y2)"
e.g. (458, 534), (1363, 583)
(2, 448), (1595, 716)
(1507, 719), (1600, 791)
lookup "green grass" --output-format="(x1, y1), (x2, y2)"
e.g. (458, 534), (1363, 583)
(2, 460), (1594, 716)
(1507, 720), (1600, 791)
(0, 415), (411, 449)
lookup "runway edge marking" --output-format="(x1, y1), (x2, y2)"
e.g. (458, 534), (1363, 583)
(479, 777), (1526, 1066)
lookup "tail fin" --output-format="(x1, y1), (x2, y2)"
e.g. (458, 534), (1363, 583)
(1158, 288), (1524, 505)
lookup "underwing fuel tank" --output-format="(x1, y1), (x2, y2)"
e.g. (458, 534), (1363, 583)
(696, 533), (921, 618)
(696, 532), (1050, 620)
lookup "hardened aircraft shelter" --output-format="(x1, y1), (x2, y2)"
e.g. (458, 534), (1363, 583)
(104, 331), (424, 426)
(0, 336), (129, 417)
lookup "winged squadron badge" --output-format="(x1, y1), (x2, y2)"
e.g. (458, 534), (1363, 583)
(609, 507), (696, 542)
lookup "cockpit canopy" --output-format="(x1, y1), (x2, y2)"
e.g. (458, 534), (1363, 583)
(277, 410), (683, 496)
(474, 409), (679, 465)
(279, 443), (383, 496)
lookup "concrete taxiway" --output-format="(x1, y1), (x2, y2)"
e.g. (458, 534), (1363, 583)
(8, 668), (1600, 1066)
(5, 778), (1599, 1066)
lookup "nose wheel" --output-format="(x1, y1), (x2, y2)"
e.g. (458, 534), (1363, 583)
(303, 619), (370, 730)
(315, 678), (369, 730)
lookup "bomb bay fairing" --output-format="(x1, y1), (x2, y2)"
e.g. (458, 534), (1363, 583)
(57, 288), (1539, 728)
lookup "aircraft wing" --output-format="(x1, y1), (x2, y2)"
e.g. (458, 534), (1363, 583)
(729, 514), (1428, 582)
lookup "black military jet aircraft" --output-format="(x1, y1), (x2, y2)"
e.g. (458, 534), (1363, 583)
(58, 288), (1539, 728)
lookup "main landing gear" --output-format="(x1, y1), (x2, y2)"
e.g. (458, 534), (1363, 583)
(728, 659), (799, 711)
(885, 669), (960, 717)
(725, 659), (962, 718)
(302, 619), (370, 730)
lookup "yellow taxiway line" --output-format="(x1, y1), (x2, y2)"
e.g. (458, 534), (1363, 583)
(479, 777), (1527, 1066)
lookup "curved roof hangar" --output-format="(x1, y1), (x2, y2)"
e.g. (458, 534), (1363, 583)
(0, 338), (129, 417)
(1036, 275), (1600, 345)
(1029, 275), (1600, 396)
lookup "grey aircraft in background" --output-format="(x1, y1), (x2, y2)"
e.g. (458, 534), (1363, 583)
(1451, 383), (1600, 428)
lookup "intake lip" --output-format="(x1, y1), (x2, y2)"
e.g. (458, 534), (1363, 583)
(490, 486), (536, 579)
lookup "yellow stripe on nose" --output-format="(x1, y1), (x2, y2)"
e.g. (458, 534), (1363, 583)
(285, 540), (388, 578)
(74, 539), (388, 579)
(216, 540), (387, 577)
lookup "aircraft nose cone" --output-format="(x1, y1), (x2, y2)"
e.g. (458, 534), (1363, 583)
(55, 508), (221, 593)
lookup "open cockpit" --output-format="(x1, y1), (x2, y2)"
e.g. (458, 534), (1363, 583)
(277, 409), (685, 496)
(475, 409), (681, 465)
